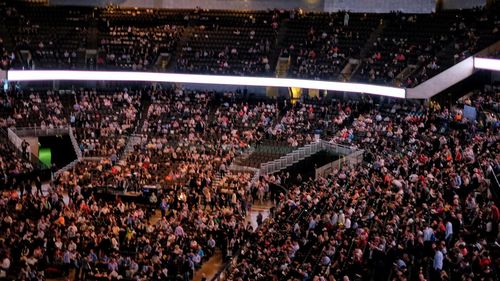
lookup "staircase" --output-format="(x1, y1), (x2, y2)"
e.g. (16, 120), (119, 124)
(339, 58), (360, 81)
(275, 56), (290, 78)
(133, 100), (152, 135)
(394, 65), (417, 86)
(87, 25), (99, 50)
(119, 99), (151, 161)
(267, 56), (291, 98)
(270, 18), (291, 68)
(259, 140), (362, 175)
(154, 53), (171, 71)
(84, 49), (97, 69)
(166, 27), (195, 72)
(120, 134), (143, 160)
(350, 19), (388, 80)
(231, 140), (294, 170)
(359, 19), (388, 60)
(19, 50), (32, 69)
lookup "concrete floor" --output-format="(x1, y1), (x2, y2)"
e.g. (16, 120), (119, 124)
(193, 201), (274, 281)
(192, 250), (223, 281)
(246, 201), (273, 230)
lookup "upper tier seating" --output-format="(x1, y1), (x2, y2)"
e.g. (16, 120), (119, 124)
(1, 3), (498, 87)
(176, 10), (280, 76)
(282, 12), (381, 80)
(4, 4), (92, 69)
(97, 8), (184, 70)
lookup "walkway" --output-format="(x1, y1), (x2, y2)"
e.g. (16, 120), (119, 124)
(192, 200), (274, 281)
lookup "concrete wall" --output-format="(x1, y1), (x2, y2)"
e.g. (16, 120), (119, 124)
(315, 149), (363, 178)
(324, 0), (436, 13)
(50, 0), (487, 12)
(22, 137), (39, 157)
(49, 0), (487, 13)
(441, 0), (486, 10)
(406, 57), (475, 99)
(50, 0), (326, 11)
(178, 82), (268, 95)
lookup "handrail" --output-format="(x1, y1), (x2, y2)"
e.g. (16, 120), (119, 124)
(5, 128), (49, 170)
(10, 126), (71, 137)
(259, 140), (361, 175)
(54, 159), (80, 178)
(7, 128), (24, 150)
(69, 127), (82, 159)
(315, 149), (364, 178)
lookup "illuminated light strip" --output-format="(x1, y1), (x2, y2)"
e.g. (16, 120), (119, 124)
(7, 70), (406, 98)
(474, 58), (500, 71)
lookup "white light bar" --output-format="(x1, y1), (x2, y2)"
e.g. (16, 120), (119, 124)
(7, 70), (406, 98)
(474, 58), (500, 71)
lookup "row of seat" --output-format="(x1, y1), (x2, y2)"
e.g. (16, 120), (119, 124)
(2, 3), (499, 87)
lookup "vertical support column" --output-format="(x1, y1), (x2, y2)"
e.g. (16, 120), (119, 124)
(53, 80), (60, 91)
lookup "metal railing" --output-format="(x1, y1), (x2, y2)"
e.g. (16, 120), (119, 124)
(315, 149), (364, 178)
(8, 126), (82, 171)
(7, 128), (24, 150)
(259, 140), (361, 175)
(69, 127), (83, 159)
(9, 126), (71, 138)
(5, 128), (49, 170)
(54, 159), (80, 178)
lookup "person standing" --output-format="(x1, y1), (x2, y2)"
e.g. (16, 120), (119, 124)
(432, 244), (444, 280)
(256, 212), (263, 226)
(344, 12), (350, 27)
(35, 176), (43, 196)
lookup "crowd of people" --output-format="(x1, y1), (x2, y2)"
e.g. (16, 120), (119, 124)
(283, 12), (378, 81)
(0, 87), (279, 280)
(176, 10), (281, 76)
(98, 25), (181, 70)
(0, 88), (141, 158)
(0, 131), (34, 188)
(0, 37), (14, 71)
(0, 3), (499, 281)
(71, 89), (140, 157)
(4, 4), (89, 70)
(0, 89), (70, 128)
(0, 83), (497, 281)
(2, 3), (498, 86)
(225, 89), (499, 281)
